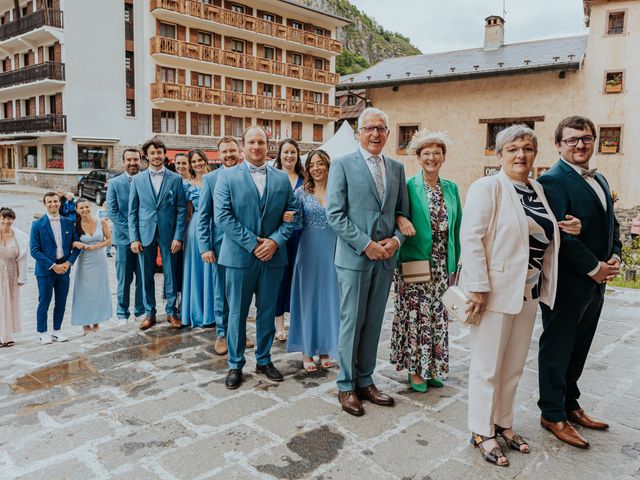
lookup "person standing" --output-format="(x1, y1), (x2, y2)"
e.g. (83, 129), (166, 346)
(326, 107), (410, 416)
(30, 192), (80, 344)
(106, 149), (144, 321)
(129, 139), (187, 330)
(214, 126), (297, 389)
(537, 116), (622, 448)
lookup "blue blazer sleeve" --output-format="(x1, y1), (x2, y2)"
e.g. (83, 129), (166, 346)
(30, 221), (55, 270)
(128, 178), (141, 243)
(214, 171), (259, 254)
(106, 180), (128, 236)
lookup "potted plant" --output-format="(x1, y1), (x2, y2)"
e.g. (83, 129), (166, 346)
(600, 139), (620, 154)
(605, 73), (623, 93)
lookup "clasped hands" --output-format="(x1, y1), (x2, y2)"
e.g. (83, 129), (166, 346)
(254, 237), (278, 262)
(592, 256), (620, 284)
(51, 261), (71, 275)
(130, 240), (182, 254)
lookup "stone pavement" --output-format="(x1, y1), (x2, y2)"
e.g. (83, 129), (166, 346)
(2, 192), (640, 480)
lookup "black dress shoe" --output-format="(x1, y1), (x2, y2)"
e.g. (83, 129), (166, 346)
(225, 369), (243, 389)
(255, 362), (284, 382)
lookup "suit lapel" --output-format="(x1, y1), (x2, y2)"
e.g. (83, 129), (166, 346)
(497, 171), (528, 247)
(156, 171), (170, 205)
(43, 216), (56, 244)
(241, 162), (261, 205)
(261, 167), (274, 220)
(356, 151), (382, 206)
(559, 160), (607, 216)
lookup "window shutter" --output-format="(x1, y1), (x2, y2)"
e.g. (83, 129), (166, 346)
(245, 80), (252, 94)
(245, 40), (253, 55)
(152, 109), (161, 132)
(303, 54), (312, 68)
(39, 95), (45, 115)
(214, 114), (221, 136)
(178, 69), (186, 85)
(156, 65), (162, 82)
(178, 111), (186, 134)
(189, 28), (197, 43)
(177, 25), (186, 41)
(225, 77), (232, 90)
(54, 93), (63, 114)
(38, 47), (44, 64)
(224, 116), (232, 136)
(191, 112), (198, 135)
(214, 34), (222, 49)
(54, 42), (62, 63)
(244, 117), (252, 130)
(191, 72), (199, 86)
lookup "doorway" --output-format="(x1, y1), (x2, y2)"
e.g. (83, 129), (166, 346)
(0, 147), (15, 182)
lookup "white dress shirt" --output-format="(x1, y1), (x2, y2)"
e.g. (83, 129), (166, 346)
(149, 166), (165, 195)
(47, 213), (64, 261)
(248, 164), (267, 198)
(359, 146), (387, 190)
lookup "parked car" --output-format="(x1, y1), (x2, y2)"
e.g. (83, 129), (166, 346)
(77, 169), (122, 206)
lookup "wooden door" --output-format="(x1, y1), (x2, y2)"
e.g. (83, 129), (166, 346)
(0, 147), (15, 181)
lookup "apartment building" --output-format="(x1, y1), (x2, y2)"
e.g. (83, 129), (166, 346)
(0, 0), (346, 189)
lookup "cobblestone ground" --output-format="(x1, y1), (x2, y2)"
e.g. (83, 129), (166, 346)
(2, 191), (640, 480)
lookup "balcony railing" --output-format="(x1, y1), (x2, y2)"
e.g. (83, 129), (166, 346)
(151, 82), (341, 119)
(0, 62), (65, 89)
(149, 0), (343, 54)
(0, 9), (64, 41)
(150, 37), (339, 85)
(0, 114), (67, 134)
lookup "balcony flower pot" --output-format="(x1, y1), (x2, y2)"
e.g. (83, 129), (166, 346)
(605, 83), (623, 93)
(600, 145), (618, 154)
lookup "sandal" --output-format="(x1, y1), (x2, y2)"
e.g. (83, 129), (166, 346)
(303, 360), (318, 372)
(0, 342), (6, 348)
(470, 433), (509, 467)
(495, 425), (530, 453)
(319, 356), (334, 369)
(275, 330), (287, 342)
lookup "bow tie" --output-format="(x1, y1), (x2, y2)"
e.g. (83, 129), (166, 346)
(150, 169), (164, 177)
(248, 164), (267, 175)
(581, 168), (598, 179)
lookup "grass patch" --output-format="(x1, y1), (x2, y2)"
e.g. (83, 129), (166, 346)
(609, 277), (640, 289)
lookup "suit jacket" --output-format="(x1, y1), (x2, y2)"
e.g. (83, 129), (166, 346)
(128, 168), (187, 247)
(106, 173), (133, 246)
(537, 158), (621, 286)
(326, 149), (410, 271)
(213, 162), (297, 269)
(29, 215), (80, 277)
(197, 168), (223, 256)
(459, 170), (560, 313)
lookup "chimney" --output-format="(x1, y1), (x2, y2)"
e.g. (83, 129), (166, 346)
(484, 15), (505, 51)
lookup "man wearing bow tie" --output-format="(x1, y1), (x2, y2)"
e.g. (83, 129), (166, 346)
(214, 126), (297, 389)
(129, 139), (186, 330)
(537, 116), (621, 448)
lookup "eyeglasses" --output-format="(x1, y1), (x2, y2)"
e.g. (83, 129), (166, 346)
(562, 136), (595, 147)
(360, 125), (388, 135)
(420, 151), (443, 158)
(503, 146), (536, 156)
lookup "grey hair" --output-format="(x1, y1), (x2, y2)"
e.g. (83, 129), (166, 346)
(409, 129), (452, 155)
(357, 107), (389, 129)
(495, 124), (538, 153)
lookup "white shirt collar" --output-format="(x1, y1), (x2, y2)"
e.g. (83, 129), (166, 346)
(149, 165), (165, 174)
(561, 157), (590, 175)
(359, 146), (381, 162)
(47, 213), (60, 221)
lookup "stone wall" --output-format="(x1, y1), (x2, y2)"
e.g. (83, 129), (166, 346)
(16, 171), (78, 192)
(615, 205), (640, 245)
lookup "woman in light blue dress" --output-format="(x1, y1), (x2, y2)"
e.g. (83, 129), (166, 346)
(181, 149), (215, 327)
(287, 150), (340, 372)
(71, 198), (112, 334)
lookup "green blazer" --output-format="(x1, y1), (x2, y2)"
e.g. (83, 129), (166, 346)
(398, 172), (462, 273)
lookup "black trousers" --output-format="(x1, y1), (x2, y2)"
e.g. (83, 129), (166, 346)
(538, 282), (605, 422)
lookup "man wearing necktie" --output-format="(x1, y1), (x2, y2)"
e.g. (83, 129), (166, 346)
(30, 192), (81, 344)
(537, 116), (621, 448)
(214, 126), (297, 389)
(326, 108), (410, 416)
(129, 139), (186, 330)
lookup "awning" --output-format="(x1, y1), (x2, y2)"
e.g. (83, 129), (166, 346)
(0, 139), (34, 145)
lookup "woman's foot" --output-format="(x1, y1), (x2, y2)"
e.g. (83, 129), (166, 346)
(495, 425), (530, 453)
(470, 433), (509, 467)
(408, 372), (427, 393)
(427, 377), (444, 388)
(82, 326), (92, 335)
(275, 316), (287, 341)
(319, 355), (335, 368)
(92, 324), (100, 332)
(302, 355), (317, 372)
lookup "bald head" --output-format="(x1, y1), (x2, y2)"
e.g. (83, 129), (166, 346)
(242, 125), (269, 166)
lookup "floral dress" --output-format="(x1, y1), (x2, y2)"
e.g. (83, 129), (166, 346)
(391, 182), (450, 379)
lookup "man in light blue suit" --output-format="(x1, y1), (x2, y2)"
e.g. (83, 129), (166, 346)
(129, 139), (187, 330)
(106, 148), (144, 322)
(214, 126), (298, 389)
(326, 107), (410, 416)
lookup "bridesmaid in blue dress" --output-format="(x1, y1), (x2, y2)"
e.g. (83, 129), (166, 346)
(71, 199), (112, 334)
(274, 138), (304, 341)
(287, 150), (340, 372)
(181, 149), (215, 327)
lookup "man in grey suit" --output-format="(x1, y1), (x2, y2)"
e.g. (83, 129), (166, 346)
(327, 107), (410, 416)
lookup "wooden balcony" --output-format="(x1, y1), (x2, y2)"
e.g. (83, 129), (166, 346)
(0, 114), (66, 134)
(151, 37), (338, 85)
(0, 62), (65, 89)
(0, 9), (64, 41)
(151, 82), (341, 119)
(149, 0), (343, 54)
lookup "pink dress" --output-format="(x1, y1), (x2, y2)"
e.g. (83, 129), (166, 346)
(0, 237), (21, 343)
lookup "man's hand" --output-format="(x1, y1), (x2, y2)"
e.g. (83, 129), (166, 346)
(380, 237), (400, 259)
(131, 241), (143, 254)
(591, 260), (620, 284)
(558, 215), (582, 236)
(364, 241), (387, 260)
(282, 211), (296, 223)
(51, 264), (65, 274)
(170, 240), (182, 254)
(201, 251), (216, 263)
(254, 237), (278, 261)
(396, 215), (416, 237)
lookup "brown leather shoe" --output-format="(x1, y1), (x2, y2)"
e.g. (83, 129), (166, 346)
(540, 416), (589, 449)
(166, 315), (182, 329)
(246, 337), (255, 349)
(356, 384), (395, 406)
(214, 336), (227, 356)
(338, 390), (364, 416)
(567, 409), (609, 430)
(138, 315), (156, 331)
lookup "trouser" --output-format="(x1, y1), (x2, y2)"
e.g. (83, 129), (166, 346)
(36, 271), (71, 333)
(335, 262), (394, 392)
(115, 245), (144, 319)
(138, 234), (179, 317)
(212, 261), (229, 337)
(468, 298), (539, 437)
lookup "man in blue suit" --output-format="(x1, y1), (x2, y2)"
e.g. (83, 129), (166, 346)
(107, 148), (144, 321)
(129, 139), (187, 330)
(326, 107), (410, 416)
(30, 192), (81, 344)
(214, 126), (297, 389)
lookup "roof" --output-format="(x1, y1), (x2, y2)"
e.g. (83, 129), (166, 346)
(276, 0), (351, 25)
(338, 35), (588, 90)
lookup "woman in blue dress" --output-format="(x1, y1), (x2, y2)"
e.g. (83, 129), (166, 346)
(287, 150), (340, 372)
(71, 198), (112, 334)
(181, 149), (215, 328)
(274, 138), (305, 341)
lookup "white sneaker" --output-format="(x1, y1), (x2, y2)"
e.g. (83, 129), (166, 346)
(51, 331), (68, 342)
(40, 333), (53, 345)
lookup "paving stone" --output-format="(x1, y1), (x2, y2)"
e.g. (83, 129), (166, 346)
(185, 392), (278, 428)
(0, 412), (42, 449)
(112, 388), (207, 425)
(44, 391), (121, 423)
(108, 466), (161, 480)
(14, 460), (94, 480)
(254, 397), (337, 438)
(430, 399), (469, 433)
(427, 458), (511, 480)
(314, 452), (396, 480)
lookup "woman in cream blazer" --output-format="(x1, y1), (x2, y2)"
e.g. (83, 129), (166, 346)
(459, 125), (581, 467)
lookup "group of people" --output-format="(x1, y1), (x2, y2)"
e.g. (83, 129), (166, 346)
(0, 108), (621, 468)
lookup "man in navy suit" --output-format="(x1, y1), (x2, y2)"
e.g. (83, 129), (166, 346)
(129, 139), (187, 330)
(214, 126), (297, 389)
(538, 116), (622, 448)
(107, 148), (144, 321)
(30, 192), (80, 344)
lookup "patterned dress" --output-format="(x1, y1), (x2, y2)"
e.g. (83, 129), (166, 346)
(391, 182), (450, 379)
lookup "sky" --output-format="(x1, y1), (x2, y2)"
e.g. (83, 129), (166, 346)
(348, 0), (588, 54)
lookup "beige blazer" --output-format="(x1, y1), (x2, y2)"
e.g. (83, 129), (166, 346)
(459, 170), (559, 314)
(13, 227), (29, 285)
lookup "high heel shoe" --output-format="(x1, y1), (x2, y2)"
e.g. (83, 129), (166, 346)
(427, 378), (444, 388)
(407, 373), (427, 393)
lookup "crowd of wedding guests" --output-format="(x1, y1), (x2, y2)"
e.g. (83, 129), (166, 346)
(0, 109), (622, 468)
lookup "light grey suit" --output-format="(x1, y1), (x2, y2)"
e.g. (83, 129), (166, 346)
(326, 149), (409, 391)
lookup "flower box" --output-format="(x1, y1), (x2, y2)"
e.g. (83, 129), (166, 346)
(606, 83), (623, 93)
(600, 145), (619, 154)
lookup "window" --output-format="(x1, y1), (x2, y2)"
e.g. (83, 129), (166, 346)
(19, 145), (37, 169)
(262, 13), (275, 22)
(160, 67), (176, 83)
(605, 71), (623, 93)
(291, 21), (303, 30)
(313, 92), (323, 104)
(314, 57), (325, 70)
(291, 88), (301, 101)
(314, 27), (325, 36)
(346, 95), (357, 106)
(197, 31), (212, 46)
(45, 144), (64, 169)
(126, 99), (135, 117)
(262, 83), (273, 97)
(197, 73), (212, 88)
(159, 22), (176, 39)
(78, 145), (110, 170)
(397, 125), (419, 153)
(263, 46), (275, 60)
(230, 4), (245, 14)
(599, 126), (622, 154)
(260, 119), (273, 137)
(607, 12), (625, 35)
(125, 52), (134, 89)
(291, 121), (302, 141)
(291, 53), (302, 66)
(197, 114), (211, 135)
(231, 116), (243, 137)
(231, 79), (244, 92)
(161, 111), (176, 133)
(313, 124), (323, 142)
(231, 38), (245, 53)
(485, 119), (535, 153)
(124, 3), (132, 23)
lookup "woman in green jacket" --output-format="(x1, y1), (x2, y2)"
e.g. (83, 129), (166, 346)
(391, 130), (462, 392)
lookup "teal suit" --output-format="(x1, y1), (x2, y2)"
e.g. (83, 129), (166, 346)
(214, 162), (297, 369)
(326, 149), (410, 391)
